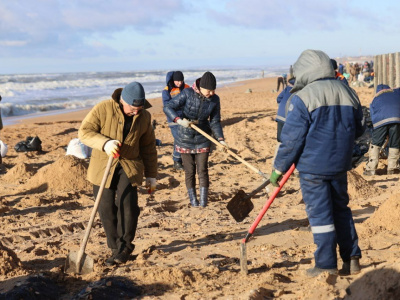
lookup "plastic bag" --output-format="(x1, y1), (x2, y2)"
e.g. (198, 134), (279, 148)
(14, 136), (42, 152)
(66, 138), (92, 159)
(0, 140), (8, 157)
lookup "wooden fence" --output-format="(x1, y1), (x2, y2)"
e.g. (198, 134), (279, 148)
(374, 52), (400, 90)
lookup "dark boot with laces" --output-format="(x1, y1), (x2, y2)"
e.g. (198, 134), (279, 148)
(188, 188), (199, 207)
(199, 187), (208, 207)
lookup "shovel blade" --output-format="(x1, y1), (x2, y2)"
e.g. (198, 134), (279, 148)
(240, 242), (248, 274)
(227, 190), (254, 222)
(65, 251), (94, 275)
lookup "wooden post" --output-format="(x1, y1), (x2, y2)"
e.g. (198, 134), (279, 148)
(396, 52), (400, 89)
(377, 55), (383, 87)
(382, 54), (388, 85)
(389, 53), (395, 88)
(374, 55), (379, 90)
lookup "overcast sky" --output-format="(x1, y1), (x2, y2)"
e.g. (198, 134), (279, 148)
(1, 0), (399, 74)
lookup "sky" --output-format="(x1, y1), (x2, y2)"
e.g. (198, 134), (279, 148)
(1, 0), (400, 74)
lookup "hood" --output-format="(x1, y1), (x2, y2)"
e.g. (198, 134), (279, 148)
(165, 71), (174, 85)
(111, 88), (152, 109)
(376, 84), (390, 93)
(291, 49), (335, 93)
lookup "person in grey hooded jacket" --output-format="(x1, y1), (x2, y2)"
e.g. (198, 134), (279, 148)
(270, 49), (365, 277)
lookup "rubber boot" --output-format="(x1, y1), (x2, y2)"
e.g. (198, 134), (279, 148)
(199, 187), (208, 207)
(188, 188), (199, 207)
(363, 144), (381, 176)
(339, 256), (361, 275)
(387, 148), (400, 175)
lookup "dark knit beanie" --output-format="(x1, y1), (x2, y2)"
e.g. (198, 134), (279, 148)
(173, 71), (184, 81)
(200, 71), (216, 90)
(330, 59), (338, 70)
(121, 82), (146, 107)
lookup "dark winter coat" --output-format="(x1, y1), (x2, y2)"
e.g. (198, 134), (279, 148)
(163, 81), (224, 149)
(370, 84), (400, 129)
(274, 50), (365, 175)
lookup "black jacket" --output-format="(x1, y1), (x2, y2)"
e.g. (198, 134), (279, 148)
(163, 86), (224, 149)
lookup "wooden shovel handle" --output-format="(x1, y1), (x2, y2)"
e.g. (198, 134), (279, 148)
(75, 155), (114, 271)
(190, 124), (267, 179)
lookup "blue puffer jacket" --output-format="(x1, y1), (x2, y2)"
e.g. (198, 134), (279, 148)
(274, 50), (365, 175)
(163, 80), (224, 149)
(276, 78), (295, 123)
(370, 84), (400, 129)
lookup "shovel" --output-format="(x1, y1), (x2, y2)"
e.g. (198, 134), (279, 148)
(65, 155), (114, 274)
(227, 179), (270, 222)
(190, 124), (268, 179)
(240, 163), (295, 274)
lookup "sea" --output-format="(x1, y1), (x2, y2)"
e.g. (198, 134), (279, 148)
(0, 68), (284, 125)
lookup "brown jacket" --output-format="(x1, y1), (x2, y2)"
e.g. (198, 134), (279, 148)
(78, 88), (157, 188)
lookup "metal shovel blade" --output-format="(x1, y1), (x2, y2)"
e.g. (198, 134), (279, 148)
(227, 190), (254, 222)
(65, 251), (94, 275)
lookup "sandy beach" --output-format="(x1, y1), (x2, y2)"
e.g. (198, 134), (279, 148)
(1, 77), (400, 299)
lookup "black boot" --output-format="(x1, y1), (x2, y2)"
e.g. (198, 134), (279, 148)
(199, 187), (208, 207)
(339, 256), (361, 275)
(173, 161), (184, 171)
(188, 188), (199, 207)
(114, 246), (133, 265)
(105, 248), (118, 266)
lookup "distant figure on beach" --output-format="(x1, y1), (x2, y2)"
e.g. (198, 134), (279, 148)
(270, 49), (365, 277)
(331, 59), (349, 86)
(164, 71), (226, 208)
(0, 95), (3, 165)
(79, 81), (157, 266)
(162, 71), (190, 171)
(364, 84), (400, 176)
(338, 63), (344, 75)
(276, 73), (287, 92)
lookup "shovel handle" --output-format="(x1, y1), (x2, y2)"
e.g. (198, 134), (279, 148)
(243, 163), (296, 243)
(75, 155), (114, 272)
(190, 124), (268, 179)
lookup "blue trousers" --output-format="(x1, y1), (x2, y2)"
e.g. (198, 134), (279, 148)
(300, 172), (361, 269)
(169, 125), (182, 163)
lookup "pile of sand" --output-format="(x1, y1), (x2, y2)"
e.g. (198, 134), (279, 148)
(0, 242), (25, 278)
(345, 262), (400, 299)
(363, 193), (400, 232)
(2, 162), (36, 184)
(347, 170), (379, 200)
(26, 155), (90, 193)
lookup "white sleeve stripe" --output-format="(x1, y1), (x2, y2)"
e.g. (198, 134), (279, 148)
(311, 224), (335, 234)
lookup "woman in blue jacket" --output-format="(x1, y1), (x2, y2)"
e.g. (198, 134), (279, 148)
(162, 71), (190, 170)
(163, 72), (226, 207)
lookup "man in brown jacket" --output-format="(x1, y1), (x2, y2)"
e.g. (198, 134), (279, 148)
(79, 82), (157, 265)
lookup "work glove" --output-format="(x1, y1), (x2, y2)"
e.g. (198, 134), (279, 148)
(270, 169), (283, 187)
(145, 177), (157, 194)
(218, 140), (228, 152)
(104, 140), (121, 157)
(176, 118), (191, 128)
(219, 140), (228, 147)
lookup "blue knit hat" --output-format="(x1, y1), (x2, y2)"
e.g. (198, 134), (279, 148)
(121, 82), (146, 107)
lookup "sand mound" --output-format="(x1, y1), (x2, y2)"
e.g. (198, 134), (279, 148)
(347, 169), (379, 200)
(364, 193), (400, 232)
(0, 242), (25, 277)
(345, 262), (400, 299)
(26, 155), (90, 193)
(2, 162), (36, 183)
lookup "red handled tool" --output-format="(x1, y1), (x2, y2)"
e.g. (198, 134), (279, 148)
(240, 164), (296, 274)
